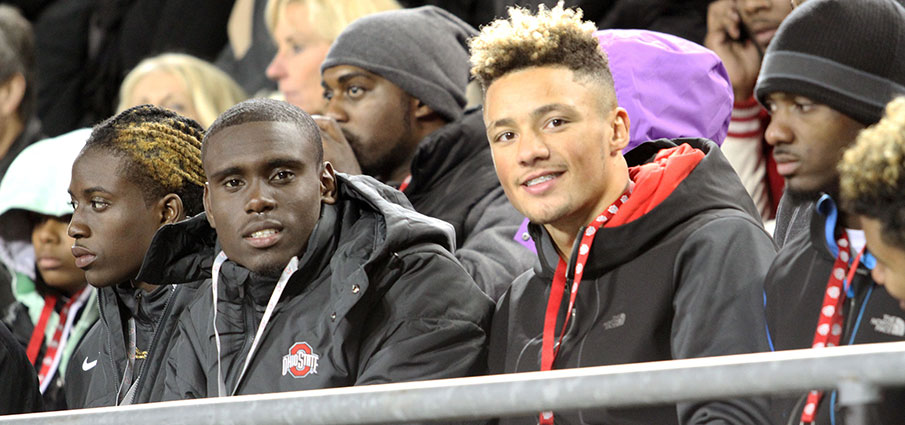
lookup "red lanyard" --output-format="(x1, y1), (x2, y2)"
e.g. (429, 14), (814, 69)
(398, 174), (412, 192)
(539, 187), (631, 425)
(26, 294), (58, 365)
(800, 233), (864, 423)
(26, 288), (88, 392)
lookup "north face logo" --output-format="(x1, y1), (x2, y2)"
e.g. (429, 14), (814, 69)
(282, 342), (320, 378)
(870, 314), (905, 337)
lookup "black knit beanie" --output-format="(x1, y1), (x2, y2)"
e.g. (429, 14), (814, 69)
(754, 0), (905, 126)
(320, 6), (477, 122)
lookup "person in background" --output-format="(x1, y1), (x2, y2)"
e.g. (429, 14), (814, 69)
(117, 53), (248, 129)
(0, 5), (45, 312)
(64, 105), (206, 408)
(470, 3), (773, 423)
(265, 0), (401, 114)
(319, 6), (535, 300)
(756, 1), (905, 423)
(0, 128), (98, 411)
(839, 97), (905, 310)
(705, 0), (792, 228)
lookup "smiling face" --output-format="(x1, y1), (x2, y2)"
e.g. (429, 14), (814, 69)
(68, 149), (169, 287)
(31, 214), (85, 295)
(265, 2), (332, 114)
(484, 66), (629, 234)
(738, 0), (793, 51)
(321, 65), (421, 183)
(764, 92), (865, 199)
(862, 216), (905, 310)
(125, 70), (201, 124)
(203, 120), (336, 277)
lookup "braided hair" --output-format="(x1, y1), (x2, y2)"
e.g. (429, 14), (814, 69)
(85, 105), (206, 215)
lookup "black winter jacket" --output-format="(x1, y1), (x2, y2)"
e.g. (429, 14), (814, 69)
(154, 175), (493, 398)
(765, 195), (905, 425)
(64, 276), (203, 407)
(490, 139), (775, 424)
(0, 322), (42, 414)
(405, 107), (534, 300)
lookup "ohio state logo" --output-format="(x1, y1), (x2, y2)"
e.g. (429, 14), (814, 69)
(281, 342), (320, 378)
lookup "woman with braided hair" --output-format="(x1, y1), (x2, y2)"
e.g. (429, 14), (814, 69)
(63, 105), (207, 408)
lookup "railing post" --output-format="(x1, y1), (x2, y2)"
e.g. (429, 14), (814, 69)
(836, 379), (882, 425)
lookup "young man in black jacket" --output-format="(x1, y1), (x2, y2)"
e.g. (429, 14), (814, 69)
(316, 6), (534, 301)
(753, 1), (905, 424)
(155, 98), (492, 398)
(469, 4), (775, 424)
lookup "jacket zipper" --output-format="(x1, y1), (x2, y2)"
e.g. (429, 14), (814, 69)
(96, 290), (122, 403)
(129, 285), (180, 404)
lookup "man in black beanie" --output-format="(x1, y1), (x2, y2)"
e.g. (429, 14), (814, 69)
(317, 6), (534, 301)
(757, 1), (905, 424)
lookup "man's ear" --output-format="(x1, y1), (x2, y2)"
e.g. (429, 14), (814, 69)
(0, 74), (25, 119)
(157, 193), (185, 225)
(203, 183), (216, 229)
(413, 98), (435, 119)
(610, 107), (630, 153)
(320, 162), (337, 205)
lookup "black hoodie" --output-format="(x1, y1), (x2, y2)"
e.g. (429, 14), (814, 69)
(150, 175), (493, 398)
(489, 139), (775, 424)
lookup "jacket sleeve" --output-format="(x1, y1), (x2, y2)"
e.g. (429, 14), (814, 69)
(671, 215), (775, 425)
(0, 323), (42, 414)
(457, 186), (536, 302)
(354, 246), (494, 386)
(162, 305), (206, 401)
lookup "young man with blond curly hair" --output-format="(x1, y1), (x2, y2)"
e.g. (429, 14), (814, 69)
(840, 97), (905, 310)
(470, 3), (774, 424)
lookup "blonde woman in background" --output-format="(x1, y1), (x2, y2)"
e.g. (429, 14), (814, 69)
(265, 0), (400, 114)
(117, 53), (248, 128)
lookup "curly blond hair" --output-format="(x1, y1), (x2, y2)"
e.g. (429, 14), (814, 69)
(468, 1), (612, 95)
(840, 96), (905, 248)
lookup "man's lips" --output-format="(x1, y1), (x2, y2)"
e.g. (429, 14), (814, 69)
(242, 221), (284, 249)
(37, 256), (63, 270)
(773, 152), (800, 177)
(70, 245), (96, 269)
(520, 171), (564, 195)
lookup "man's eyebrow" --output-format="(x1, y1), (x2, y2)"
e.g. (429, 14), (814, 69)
(208, 166), (243, 182)
(486, 104), (579, 130)
(81, 186), (111, 196)
(336, 71), (373, 86)
(265, 158), (305, 170)
(531, 103), (579, 121)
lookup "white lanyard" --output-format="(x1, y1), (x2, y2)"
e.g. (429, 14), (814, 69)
(212, 251), (298, 396)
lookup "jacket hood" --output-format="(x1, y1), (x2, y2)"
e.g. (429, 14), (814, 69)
(530, 138), (760, 276)
(596, 29), (732, 152)
(137, 174), (456, 286)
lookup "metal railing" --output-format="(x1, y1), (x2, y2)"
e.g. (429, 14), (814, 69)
(3, 342), (905, 425)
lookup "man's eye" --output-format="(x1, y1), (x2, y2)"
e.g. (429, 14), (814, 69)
(347, 86), (365, 98)
(68, 200), (78, 210)
(273, 171), (294, 181)
(89, 199), (109, 210)
(495, 131), (517, 143)
(544, 118), (567, 129)
(323, 90), (333, 101)
(224, 179), (243, 188)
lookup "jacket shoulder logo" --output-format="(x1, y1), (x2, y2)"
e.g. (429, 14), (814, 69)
(82, 356), (97, 371)
(282, 342), (320, 378)
(870, 314), (905, 337)
(603, 313), (626, 330)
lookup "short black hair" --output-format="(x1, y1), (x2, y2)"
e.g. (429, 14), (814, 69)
(203, 98), (323, 164)
(0, 5), (35, 121)
(85, 105), (206, 216)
